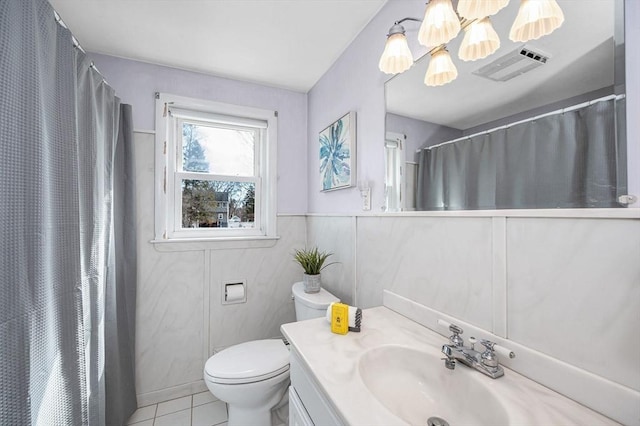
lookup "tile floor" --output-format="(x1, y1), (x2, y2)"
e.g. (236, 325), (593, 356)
(127, 391), (228, 426)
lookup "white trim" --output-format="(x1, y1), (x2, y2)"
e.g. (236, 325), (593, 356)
(176, 172), (257, 183)
(155, 92), (277, 241)
(304, 208), (640, 219)
(169, 107), (267, 129)
(491, 216), (508, 338)
(150, 236), (280, 252)
(385, 131), (405, 143)
(154, 98), (168, 239)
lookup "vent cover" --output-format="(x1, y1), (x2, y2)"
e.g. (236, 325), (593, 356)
(473, 45), (550, 82)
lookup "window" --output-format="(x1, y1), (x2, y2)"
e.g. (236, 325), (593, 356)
(155, 93), (277, 240)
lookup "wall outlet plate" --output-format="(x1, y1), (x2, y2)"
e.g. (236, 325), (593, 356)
(361, 187), (371, 211)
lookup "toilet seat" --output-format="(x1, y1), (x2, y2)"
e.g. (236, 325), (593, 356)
(204, 339), (289, 385)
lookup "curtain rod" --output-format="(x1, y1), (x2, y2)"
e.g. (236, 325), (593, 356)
(417, 93), (626, 152)
(53, 10), (110, 87)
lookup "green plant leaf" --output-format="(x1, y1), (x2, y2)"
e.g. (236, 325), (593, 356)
(292, 247), (337, 275)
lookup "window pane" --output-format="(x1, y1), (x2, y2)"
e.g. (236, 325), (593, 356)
(182, 122), (255, 176)
(181, 179), (255, 229)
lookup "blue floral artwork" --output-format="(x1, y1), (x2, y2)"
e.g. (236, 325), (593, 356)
(319, 112), (356, 191)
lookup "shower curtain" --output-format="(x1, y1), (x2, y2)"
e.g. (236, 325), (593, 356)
(0, 0), (137, 424)
(416, 98), (627, 210)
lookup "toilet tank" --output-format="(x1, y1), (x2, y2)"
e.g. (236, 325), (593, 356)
(291, 282), (339, 321)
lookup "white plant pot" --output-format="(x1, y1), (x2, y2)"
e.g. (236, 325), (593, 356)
(302, 273), (321, 293)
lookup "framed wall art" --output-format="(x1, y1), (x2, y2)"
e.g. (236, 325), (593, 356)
(319, 111), (356, 191)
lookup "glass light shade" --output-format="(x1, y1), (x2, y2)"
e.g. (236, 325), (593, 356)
(378, 33), (414, 74)
(458, 17), (500, 61)
(424, 49), (458, 87)
(457, 0), (509, 20)
(418, 0), (461, 47)
(509, 0), (564, 42)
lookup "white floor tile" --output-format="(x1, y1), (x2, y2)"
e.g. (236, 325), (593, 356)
(154, 408), (192, 426)
(126, 405), (156, 424)
(156, 395), (192, 417)
(192, 400), (228, 426)
(193, 390), (217, 407)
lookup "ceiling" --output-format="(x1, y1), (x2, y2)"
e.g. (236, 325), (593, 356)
(49, 0), (387, 93)
(385, 0), (617, 130)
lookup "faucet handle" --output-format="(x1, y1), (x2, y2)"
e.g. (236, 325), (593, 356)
(449, 323), (463, 335)
(481, 339), (516, 359)
(449, 324), (464, 347)
(480, 339), (495, 351)
(480, 340), (499, 369)
(437, 319), (464, 347)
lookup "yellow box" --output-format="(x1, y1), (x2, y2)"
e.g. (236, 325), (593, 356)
(331, 303), (349, 335)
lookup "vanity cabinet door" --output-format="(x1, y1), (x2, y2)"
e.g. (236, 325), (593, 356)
(290, 349), (344, 426)
(289, 386), (314, 426)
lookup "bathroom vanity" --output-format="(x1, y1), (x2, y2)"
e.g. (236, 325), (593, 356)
(281, 306), (617, 426)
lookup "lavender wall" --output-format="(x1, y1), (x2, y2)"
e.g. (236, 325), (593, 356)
(386, 113), (462, 162)
(308, 0), (639, 213)
(306, 1), (427, 213)
(90, 53), (308, 214)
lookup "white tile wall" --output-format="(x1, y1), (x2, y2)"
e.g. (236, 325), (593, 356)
(134, 133), (207, 399)
(308, 214), (639, 424)
(507, 217), (640, 390)
(208, 216), (306, 352)
(133, 133), (306, 405)
(306, 216), (356, 305)
(356, 216), (494, 331)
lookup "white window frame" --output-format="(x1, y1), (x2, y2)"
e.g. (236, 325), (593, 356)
(155, 93), (277, 241)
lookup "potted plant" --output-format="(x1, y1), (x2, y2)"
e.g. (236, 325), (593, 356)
(293, 247), (336, 293)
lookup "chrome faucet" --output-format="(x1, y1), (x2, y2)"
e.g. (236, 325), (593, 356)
(440, 323), (515, 379)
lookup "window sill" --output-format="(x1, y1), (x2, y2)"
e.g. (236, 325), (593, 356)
(150, 235), (280, 252)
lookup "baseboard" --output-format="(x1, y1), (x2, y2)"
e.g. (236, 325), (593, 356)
(136, 380), (208, 408)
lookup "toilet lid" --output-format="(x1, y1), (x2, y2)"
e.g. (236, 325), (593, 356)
(204, 339), (289, 384)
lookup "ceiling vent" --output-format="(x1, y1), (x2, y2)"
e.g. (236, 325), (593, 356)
(473, 45), (550, 82)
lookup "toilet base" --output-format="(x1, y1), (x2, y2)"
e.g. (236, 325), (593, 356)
(228, 405), (271, 426)
(206, 371), (289, 426)
(226, 383), (288, 426)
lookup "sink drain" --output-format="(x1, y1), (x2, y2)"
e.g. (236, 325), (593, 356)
(427, 416), (450, 426)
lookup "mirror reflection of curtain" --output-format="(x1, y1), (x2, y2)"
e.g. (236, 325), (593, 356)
(0, 0), (137, 424)
(417, 97), (626, 210)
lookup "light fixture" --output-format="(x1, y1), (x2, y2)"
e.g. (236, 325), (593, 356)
(509, 0), (565, 42)
(457, 0), (510, 20)
(379, 21), (417, 74)
(418, 0), (461, 47)
(458, 17), (500, 61)
(380, 0), (564, 86)
(425, 49), (458, 87)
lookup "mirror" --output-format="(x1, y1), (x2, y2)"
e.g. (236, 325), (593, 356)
(384, 0), (626, 211)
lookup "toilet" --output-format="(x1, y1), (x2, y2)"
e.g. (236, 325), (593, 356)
(203, 282), (339, 426)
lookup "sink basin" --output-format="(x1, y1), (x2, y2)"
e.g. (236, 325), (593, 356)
(358, 345), (510, 425)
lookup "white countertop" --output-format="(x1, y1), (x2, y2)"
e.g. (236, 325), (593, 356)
(281, 306), (617, 426)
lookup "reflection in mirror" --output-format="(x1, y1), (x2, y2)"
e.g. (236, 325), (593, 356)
(384, 0), (628, 211)
(384, 132), (409, 211)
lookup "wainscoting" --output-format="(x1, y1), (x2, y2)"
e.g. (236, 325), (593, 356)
(307, 213), (640, 425)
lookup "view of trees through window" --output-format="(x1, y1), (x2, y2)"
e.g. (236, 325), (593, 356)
(181, 123), (255, 229)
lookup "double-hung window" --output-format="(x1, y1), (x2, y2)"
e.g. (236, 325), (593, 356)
(155, 93), (277, 240)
